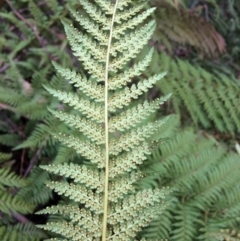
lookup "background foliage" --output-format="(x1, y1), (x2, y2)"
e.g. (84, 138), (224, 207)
(0, 0), (240, 240)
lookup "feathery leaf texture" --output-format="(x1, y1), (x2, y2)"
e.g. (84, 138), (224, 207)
(0, 154), (34, 216)
(0, 223), (47, 241)
(37, 0), (171, 240)
(139, 129), (240, 240)
(146, 50), (240, 134)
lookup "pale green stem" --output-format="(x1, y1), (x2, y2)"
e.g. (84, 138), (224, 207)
(102, 1), (119, 241)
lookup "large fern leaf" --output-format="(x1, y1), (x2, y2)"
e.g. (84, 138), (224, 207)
(36, 0), (172, 240)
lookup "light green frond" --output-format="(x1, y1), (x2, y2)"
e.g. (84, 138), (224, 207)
(44, 239), (68, 241)
(69, 6), (108, 44)
(37, 222), (88, 241)
(115, 3), (147, 24)
(52, 62), (104, 102)
(108, 188), (168, 226)
(117, 0), (139, 10)
(48, 109), (104, 144)
(110, 20), (156, 57)
(53, 133), (104, 167)
(36, 0), (171, 240)
(69, 46), (104, 81)
(37, 205), (102, 236)
(62, 21), (106, 63)
(79, 0), (111, 28)
(110, 39), (156, 72)
(41, 164), (104, 192)
(109, 143), (151, 178)
(109, 94), (171, 132)
(109, 204), (166, 240)
(45, 181), (103, 214)
(113, 8), (156, 39)
(108, 48), (154, 90)
(109, 172), (139, 202)
(110, 118), (168, 155)
(95, 0), (114, 15)
(109, 73), (167, 112)
(44, 86), (104, 123)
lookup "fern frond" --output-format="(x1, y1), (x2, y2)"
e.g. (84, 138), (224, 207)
(112, 8), (156, 39)
(171, 203), (201, 241)
(110, 20), (155, 57)
(44, 86), (104, 123)
(29, 0), (47, 24)
(49, 109), (104, 144)
(140, 127), (240, 240)
(109, 48), (154, 90)
(0, 190), (34, 215)
(18, 167), (53, 205)
(37, 0), (171, 240)
(69, 6), (108, 45)
(45, 181), (103, 214)
(109, 142), (151, 179)
(41, 163), (104, 191)
(152, 52), (240, 133)
(52, 62), (104, 102)
(115, 3), (147, 23)
(62, 21), (106, 63)
(110, 117), (168, 156)
(0, 168), (27, 188)
(109, 94), (171, 133)
(53, 133), (104, 167)
(79, 0), (110, 28)
(108, 73), (167, 112)
(0, 223), (46, 241)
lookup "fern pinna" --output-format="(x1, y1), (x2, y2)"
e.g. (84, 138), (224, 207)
(36, 0), (171, 240)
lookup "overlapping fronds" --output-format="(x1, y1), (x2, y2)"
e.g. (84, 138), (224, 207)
(144, 50), (240, 134)
(36, 0), (172, 240)
(18, 167), (53, 205)
(139, 129), (240, 240)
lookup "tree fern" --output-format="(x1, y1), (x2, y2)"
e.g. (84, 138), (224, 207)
(36, 0), (171, 240)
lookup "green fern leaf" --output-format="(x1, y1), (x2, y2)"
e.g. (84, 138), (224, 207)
(37, 0), (171, 240)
